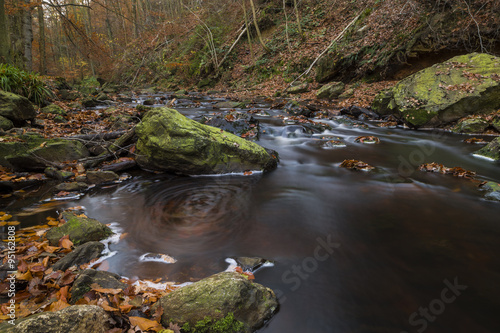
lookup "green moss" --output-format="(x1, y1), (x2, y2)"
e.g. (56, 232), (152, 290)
(181, 313), (245, 333)
(45, 212), (113, 246)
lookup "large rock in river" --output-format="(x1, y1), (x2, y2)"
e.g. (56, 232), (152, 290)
(372, 53), (500, 128)
(135, 108), (278, 174)
(45, 211), (113, 246)
(0, 90), (36, 123)
(159, 272), (278, 332)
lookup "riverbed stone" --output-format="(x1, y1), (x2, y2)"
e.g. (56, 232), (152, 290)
(135, 107), (278, 174)
(41, 104), (67, 116)
(6, 305), (111, 333)
(0, 115), (13, 131)
(4, 139), (89, 171)
(45, 167), (74, 180)
(70, 269), (127, 303)
(288, 83), (309, 94)
(0, 90), (36, 122)
(45, 211), (113, 246)
(452, 118), (489, 134)
(53, 241), (104, 272)
(55, 182), (89, 192)
(213, 101), (246, 109)
(372, 53), (500, 128)
(474, 137), (500, 161)
(159, 272), (278, 332)
(316, 82), (345, 99)
(86, 170), (119, 184)
(199, 112), (259, 138)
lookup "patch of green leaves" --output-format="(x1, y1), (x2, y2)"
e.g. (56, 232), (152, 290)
(0, 64), (52, 105)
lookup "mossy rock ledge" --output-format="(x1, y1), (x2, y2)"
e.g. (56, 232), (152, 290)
(159, 272), (278, 332)
(0, 135), (89, 171)
(1, 305), (110, 333)
(0, 90), (36, 123)
(372, 53), (500, 128)
(474, 137), (500, 161)
(135, 108), (278, 175)
(45, 212), (113, 246)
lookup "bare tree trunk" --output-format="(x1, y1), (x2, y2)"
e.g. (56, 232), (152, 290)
(23, 0), (34, 71)
(283, 0), (291, 52)
(249, 0), (270, 52)
(132, 0), (139, 39)
(38, 4), (46, 74)
(293, 0), (303, 41)
(242, 1), (254, 61)
(0, 0), (10, 63)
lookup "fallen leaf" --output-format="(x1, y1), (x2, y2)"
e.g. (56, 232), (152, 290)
(129, 316), (163, 331)
(90, 283), (123, 295)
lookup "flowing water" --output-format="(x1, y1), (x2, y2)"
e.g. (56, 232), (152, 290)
(6, 97), (500, 332)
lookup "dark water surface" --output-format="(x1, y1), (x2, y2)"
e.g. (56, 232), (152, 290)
(7, 103), (500, 332)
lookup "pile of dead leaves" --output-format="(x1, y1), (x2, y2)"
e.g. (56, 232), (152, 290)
(340, 159), (375, 171)
(418, 163), (476, 179)
(0, 211), (180, 332)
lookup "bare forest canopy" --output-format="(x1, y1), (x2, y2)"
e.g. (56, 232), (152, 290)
(0, 0), (499, 88)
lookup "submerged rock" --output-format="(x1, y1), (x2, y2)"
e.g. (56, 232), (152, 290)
(159, 272), (278, 332)
(6, 305), (110, 333)
(372, 53), (500, 128)
(45, 212), (112, 246)
(474, 137), (500, 161)
(0, 90), (36, 123)
(135, 108), (278, 175)
(70, 269), (127, 303)
(53, 241), (104, 271)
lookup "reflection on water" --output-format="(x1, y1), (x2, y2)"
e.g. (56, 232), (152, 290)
(8, 109), (500, 332)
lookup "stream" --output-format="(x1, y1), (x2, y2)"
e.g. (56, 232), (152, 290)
(6, 95), (500, 332)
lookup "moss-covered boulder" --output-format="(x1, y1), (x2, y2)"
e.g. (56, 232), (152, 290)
(4, 139), (89, 171)
(41, 104), (67, 116)
(474, 137), (500, 161)
(0, 115), (13, 131)
(0, 90), (36, 122)
(135, 108), (278, 175)
(70, 270), (126, 303)
(316, 82), (345, 99)
(4, 305), (110, 333)
(288, 83), (309, 94)
(45, 212), (113, 246)
(159, 272), (278, 332)
(372, 53), (500, 128)
(0, 133), (48, 168)
(452, 117), (489, 134)
(492, 115), (500, 132)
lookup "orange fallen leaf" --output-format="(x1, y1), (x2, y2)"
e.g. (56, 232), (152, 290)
(48, 299), (71, 312)
(129, 316), (163, 331)
(90, 283), (123, 295)
(59, 235), (73, 249)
